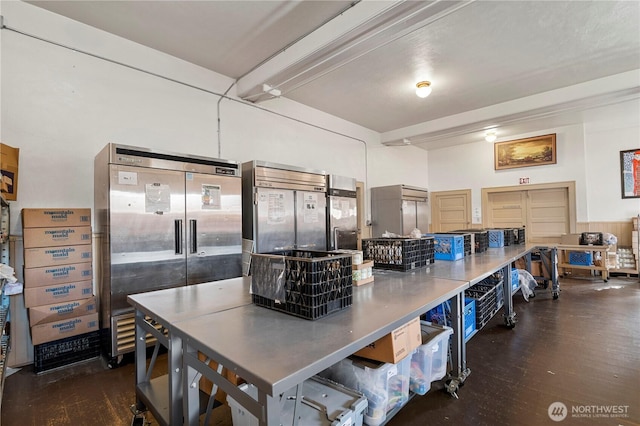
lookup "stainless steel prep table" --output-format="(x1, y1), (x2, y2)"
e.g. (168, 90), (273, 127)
(426, 245), (530, 325)
(422, 244), (559, 391)
(176, 272), (469, 426)
(127, 277), (253, 426)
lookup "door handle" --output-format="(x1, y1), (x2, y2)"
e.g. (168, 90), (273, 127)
(189, 219), (197, 254)
(175, 219), (183, 254)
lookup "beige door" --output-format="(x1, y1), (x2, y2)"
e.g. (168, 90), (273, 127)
(356, 181), (368, 250)
(431, 190), (472, 232)
(486, 191), (526, 228)
(527, 187), (570, 243)
(483, 181), (575, 243)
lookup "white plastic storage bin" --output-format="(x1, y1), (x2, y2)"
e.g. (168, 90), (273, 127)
(409, 322), (453, 395)
(227, 375), (368, 426)
(319, 356), (411, 426)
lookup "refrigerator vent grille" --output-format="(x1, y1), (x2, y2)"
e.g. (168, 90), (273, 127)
(114, 314), (168, 356)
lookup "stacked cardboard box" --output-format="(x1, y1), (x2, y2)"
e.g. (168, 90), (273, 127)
(22, 209), (98, 348)
(632, 218), (639, 271)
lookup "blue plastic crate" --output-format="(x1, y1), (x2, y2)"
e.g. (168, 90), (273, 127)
(426, 234), (464, 261)
(569, 251), (593, 266)
(511, 268), (519, 292)
(464, 298), (476, 342)
(488, 230), (505, 248)
(424, 303), (448, 326)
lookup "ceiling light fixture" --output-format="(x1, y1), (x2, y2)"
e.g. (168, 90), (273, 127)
(415, 81), (432, 98)
(485, 129), (497, 143)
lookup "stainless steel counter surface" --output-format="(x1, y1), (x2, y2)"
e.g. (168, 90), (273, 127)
(127, 276), (253, 325)
(425, 245), (534, 284)
(174, 272), (467, 397)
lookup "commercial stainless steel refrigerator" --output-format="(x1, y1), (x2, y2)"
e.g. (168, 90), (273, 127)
(94, 144), (242, 363)
(371, 184), (429, 237)
(326, 175), (358, 250)
(242, 161), (327, 253)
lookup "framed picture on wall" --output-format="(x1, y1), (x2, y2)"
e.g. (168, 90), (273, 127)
(620, 148), (640, 199)
(494, 134), (556, 170)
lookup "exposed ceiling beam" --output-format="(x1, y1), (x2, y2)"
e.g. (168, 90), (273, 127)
(382, 70), (640, 149)
(236, 0), (474, 102)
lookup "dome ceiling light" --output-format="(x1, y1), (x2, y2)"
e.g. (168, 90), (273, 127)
(415, 81), (432, 98)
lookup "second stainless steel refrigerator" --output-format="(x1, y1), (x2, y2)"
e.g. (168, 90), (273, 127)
(95, 143), (242, 362)
(242, 161), (327, 253)
(371, 184), (429, 237)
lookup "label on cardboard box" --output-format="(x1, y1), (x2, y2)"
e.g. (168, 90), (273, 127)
(354, 316), (422, 363)
(30, 312), (99, 346)
(23, 226), (92, 248)
(24, 280), (93, 308)
(22, 208), (91, 228)
(29, 296), (97, 326)
(0, 143), (19, 201)
(24, 245), (93, 268)
(24, 262), (92, 288)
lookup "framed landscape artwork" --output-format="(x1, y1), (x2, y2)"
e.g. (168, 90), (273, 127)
(620, 148), (640, 199)
(494, 134), (556, 170)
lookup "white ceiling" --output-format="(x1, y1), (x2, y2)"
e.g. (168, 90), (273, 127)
(26, 0), (640, 149)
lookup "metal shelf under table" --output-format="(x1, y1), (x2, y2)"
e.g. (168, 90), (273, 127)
(127, 277), (253, 426)
(175, 272), (468, 426)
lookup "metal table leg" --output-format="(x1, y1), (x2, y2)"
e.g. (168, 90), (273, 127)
(445, 292), (470, 398)
(502, 265), (517, 328)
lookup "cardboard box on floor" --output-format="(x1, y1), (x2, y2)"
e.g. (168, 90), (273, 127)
(29, 296), (97, 326)
(30, 312), (99, 346)
(354, 316), (421, 364)
(23, 226), (92, 248)
(22, 208), (91, 228)
(23, 261), (93, 288)
(515, 258), (542, 277)
(24, 280), (93, 308)
(0, 143), (19, 201)
(24, 244), (93, 269)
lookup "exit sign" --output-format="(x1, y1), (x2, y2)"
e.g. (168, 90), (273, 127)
(519, 177), (530, 184)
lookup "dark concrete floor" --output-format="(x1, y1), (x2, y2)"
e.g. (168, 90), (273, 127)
(2, 275), (639, 426)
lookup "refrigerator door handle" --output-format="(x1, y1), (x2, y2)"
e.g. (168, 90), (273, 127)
(175, 219), (183, 254)
(189, 219), (197, 254)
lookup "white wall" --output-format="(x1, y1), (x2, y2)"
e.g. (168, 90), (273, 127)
(1, 1), (636, 238)
(367, 144), (429, 190)
(1, 1), (436, 234)
(583, 99), (640, 221)
(427, 114), (640, 224)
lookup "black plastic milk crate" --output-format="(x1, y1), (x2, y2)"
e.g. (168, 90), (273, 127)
(34, 330), (100, 374)
(465, 279), (503, 330)
(453, 229), (489, 253)
(580, 232), (603, 246)
(250, 250), (353, 320)
(490, 228), (515, 246)
(362, 237), (433, 271)
(425, 237), (435, 265)
(515, 228), (526, 245)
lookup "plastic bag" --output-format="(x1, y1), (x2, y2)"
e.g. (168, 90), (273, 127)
(603, 233), (617, 246)
(409, 228), (422, 238)
(517, 269), (537, 302)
